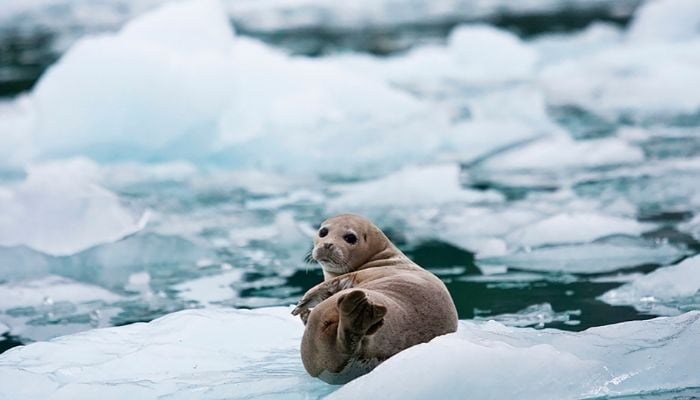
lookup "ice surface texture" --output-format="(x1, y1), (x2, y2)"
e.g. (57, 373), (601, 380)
(0, 307), (698, 400)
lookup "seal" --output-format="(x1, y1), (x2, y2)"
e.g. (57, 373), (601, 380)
(292, 214), (458, 384)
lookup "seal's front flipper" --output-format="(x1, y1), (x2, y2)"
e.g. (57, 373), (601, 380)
(336, 289), (387, 354)
(292, 275), (355, 323)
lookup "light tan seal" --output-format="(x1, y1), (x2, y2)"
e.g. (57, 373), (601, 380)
(292, 214), (458, 384)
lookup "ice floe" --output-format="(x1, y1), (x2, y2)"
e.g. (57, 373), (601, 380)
(600, 255), (700, 316)
(0, 159), (146, 256)
(334, 311), (700, 399)
(505, 212), (650, 247)
(0, 275), (121, 310)
(478, 237), (689, 274)
(1, 307), (698, 399)
(330, 164), (503, 211)
(474, 303), (580, 328)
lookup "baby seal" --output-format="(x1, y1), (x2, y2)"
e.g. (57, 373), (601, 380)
(292, 214), (458, 384)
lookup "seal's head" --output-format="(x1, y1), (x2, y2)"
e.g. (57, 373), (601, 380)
(312, 214), (393, 278)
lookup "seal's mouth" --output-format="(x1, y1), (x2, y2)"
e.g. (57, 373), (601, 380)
(312, 247), (346, 272)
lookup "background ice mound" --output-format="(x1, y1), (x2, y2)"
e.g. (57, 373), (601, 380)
(2, 307), (698, 400)
(332, 312), (700, 400)
(30, 0), (237, 161)
(23, 0), (453, 175)
(0, 159), (145, 256)
(601, 255), (700, 316)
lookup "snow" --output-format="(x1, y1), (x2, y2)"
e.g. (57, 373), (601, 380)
(1, 307), (698, 400)
(600, 255), (700, 316)
(0, 159), (146, 256)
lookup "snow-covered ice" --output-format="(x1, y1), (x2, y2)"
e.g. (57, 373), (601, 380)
(0, 307), (698, 400)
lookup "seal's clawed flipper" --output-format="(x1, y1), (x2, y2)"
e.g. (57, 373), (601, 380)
(336, 289), (387, 354)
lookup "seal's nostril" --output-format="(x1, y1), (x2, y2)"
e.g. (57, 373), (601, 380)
(324, 243), (334, 249)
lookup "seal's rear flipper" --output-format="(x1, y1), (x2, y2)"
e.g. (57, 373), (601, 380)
(337, 289), (386, 354)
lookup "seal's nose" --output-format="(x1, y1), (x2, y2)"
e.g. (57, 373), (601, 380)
(324, 242), (334, 249)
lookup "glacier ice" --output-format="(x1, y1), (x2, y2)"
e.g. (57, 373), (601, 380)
(600, 255), (700, 316)
(0, 307), (698, 400)
(0, 159), (146, 256)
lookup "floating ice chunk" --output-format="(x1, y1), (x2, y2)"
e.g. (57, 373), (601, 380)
(574, 170), (700, 213)
(0, 159), (146, 256)
(474, 303), (580, 328)
(540, 39), (700, 118)
(533, 22), (623, 64)
(31, 0), (237, 161)
(24, 0), (452, 175)
(0, 307), (334, 399)
(600, 255), (700, 316)
(506, 212), (651, 247)
(332, 24), (537, 89)
(0, 97), (36, 167)
(447, 25), (537, 82)
(55, 232), (210, 291)
(330, 164), (503, 211)
(627, 0), (700, 43)
(475, 135), (643, 172)
(172, 270), (243, 304)
(478, 237), (688, 274)
(433, 206), (543, 257)
(0, 275), (121, 310)
(332, 312), (700, 400)
(228, 212), (313, 254)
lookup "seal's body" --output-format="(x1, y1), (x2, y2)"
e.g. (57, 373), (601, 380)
(292, 214), (458, 384)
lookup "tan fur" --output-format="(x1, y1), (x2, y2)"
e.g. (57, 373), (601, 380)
(292, 214), (458, 384)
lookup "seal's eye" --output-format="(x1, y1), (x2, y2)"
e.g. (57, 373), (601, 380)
(343, 233), (357, 244)
(319, 227), (328, 238)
